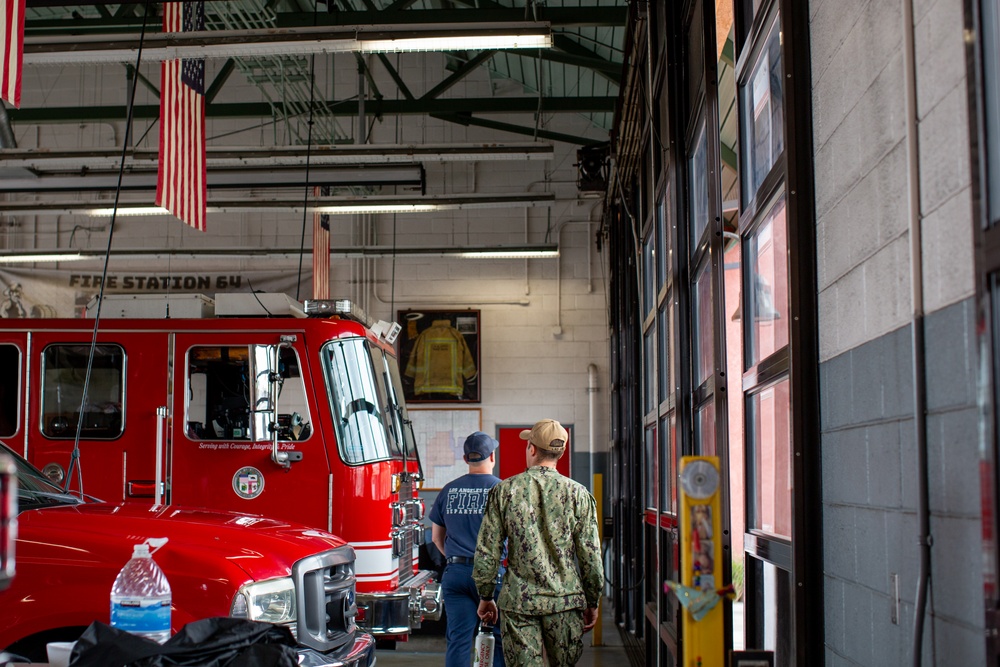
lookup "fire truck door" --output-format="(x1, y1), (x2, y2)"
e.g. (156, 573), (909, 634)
(0, 332), (28, 457)
(26, 331), (170, 503)
(169, 334), (331, 529)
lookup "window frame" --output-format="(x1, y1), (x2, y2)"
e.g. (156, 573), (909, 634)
(40, 343), (125, 441)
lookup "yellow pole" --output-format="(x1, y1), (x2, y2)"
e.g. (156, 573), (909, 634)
(592, 473), (603, 647)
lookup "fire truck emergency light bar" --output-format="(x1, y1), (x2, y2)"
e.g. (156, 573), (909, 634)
(304, 299), (373, 328)
(306, 302), (412, 349)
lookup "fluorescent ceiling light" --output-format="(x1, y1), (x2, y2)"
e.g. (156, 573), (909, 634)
(358, 34), (550, 52)
(90, 206), (169, 217)
(23, 23), (552, 65)
(458, 249), (559, 259)
(312, 204), (439, 214)
(0, 193), (555, 217)
(345, 245), (559, 258)
(0, 245), (558, 264)
(0, 252), (86, 264)
(0, 143), (554, 169)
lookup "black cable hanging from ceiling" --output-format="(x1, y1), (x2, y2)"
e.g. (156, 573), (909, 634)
(63, 0), (153, 497)
(295, 2), (321, 302)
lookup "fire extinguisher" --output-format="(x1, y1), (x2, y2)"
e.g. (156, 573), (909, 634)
(473, 620), (495, 667)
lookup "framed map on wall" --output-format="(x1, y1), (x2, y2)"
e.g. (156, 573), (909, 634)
(409, 408), (482, 490)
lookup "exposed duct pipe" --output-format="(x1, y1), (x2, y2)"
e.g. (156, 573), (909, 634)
(553, 219), (596, 336)
(524, 207), (532, 296)
(902, 0), (932, 664)
(588, 363), (598, 486)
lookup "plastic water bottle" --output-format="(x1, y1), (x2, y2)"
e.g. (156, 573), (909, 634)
(110, 538), (171, 643)
(473, 621), (495, 667)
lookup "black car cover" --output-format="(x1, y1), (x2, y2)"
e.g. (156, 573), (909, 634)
(68, 617), (300, 667)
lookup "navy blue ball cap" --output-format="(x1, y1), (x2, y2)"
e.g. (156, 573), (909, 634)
(464, 431), (498, 462)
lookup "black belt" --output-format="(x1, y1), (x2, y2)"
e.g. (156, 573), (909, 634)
(447, 556), (474, 565)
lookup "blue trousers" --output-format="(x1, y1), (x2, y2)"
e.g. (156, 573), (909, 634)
(441, 562), (505, 667)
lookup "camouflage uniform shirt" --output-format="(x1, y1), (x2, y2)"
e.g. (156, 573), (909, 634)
(473, 465), (603, 615)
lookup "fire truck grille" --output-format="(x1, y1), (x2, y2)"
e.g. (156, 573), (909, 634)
(292, 546), (358, 654)
(397, 478), (415, 582)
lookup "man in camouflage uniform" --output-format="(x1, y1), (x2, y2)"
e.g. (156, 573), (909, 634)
(473, 419), (603, 666)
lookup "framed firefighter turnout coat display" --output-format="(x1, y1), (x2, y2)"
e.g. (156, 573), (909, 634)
(397, 309), (480, 403)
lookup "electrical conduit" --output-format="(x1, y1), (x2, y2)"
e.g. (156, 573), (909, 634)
(902, 0), (932, 664)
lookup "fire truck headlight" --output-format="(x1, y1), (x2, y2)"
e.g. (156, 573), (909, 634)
(231, 578), (297, 624)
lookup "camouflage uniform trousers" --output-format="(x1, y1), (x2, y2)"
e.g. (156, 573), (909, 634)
(499, 608), (585, 667)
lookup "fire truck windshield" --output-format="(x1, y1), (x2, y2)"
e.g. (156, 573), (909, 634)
(321, 337), (397, 464)
(371, 348), (419, 463)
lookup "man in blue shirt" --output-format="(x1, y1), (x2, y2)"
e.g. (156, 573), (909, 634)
(430, 431), (506, 667)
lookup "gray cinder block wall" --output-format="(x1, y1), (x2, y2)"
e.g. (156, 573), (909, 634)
(811, 0), (984, 664)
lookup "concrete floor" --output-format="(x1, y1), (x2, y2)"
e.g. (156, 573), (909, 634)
(375, 604), (627, 667)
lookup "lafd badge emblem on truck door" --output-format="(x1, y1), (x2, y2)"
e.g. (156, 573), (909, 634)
(233, 467), (264, 499)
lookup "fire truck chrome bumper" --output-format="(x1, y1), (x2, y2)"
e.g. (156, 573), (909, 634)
(356, 569), (442, 635)
(419, 580), (443, 621)
(295, 631), (376, 667)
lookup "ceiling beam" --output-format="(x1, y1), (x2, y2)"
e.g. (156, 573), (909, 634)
(205, 59), (237, 104)
(440, 0), (504, 11)
(25, 8), (625, 34)
(0, 192), (557, 216)
(552, 34), (622, 87)
(375, 53), (415, 100)
(0, 164), (425, 193)
(124, 63), (159, 98)
(7, 97), (617, 123)
(422, 51), (496, 100)
(278, 8), (627, 29)
(384, 0), (421, 10)
(432, 113), (600, 146)
(500, 48), (622, 83)
(0, 143), (555, 168)
(26, 0), (139, 5)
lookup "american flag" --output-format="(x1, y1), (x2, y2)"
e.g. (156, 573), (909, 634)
(0, 0), (24, 108)
(156, 1), (207, 231)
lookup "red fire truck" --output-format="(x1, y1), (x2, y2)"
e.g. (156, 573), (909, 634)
(0, 292), (439, 638)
